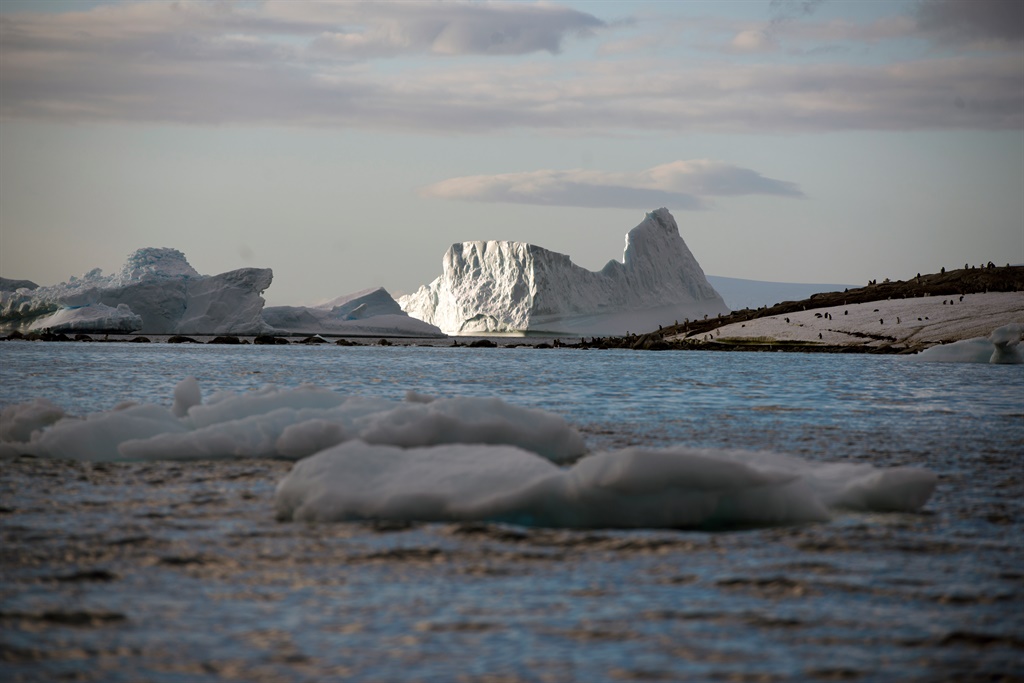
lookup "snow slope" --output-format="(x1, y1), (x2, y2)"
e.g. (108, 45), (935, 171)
(262, 287), (445, 338)
(400, 209), (728, 336)
(0, 248), (274, 335)
(671, 292), (1024, 361)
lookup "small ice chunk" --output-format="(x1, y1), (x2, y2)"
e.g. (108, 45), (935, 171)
(171, 377), (202, 418)
(913, 323), (1024, 364)
(274, 441), (559, 523)
(353, 396), (586, 464)
(276, 419), (348, 459)
(0, 398), (65, 444)
(31, 404), (187, 461)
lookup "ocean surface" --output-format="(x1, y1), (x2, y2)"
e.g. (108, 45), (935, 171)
(1, 341), (1022, 682)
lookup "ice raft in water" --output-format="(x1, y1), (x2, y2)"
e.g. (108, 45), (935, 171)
(911, 322), (1023, 364)
(274, 441), (937, 529)
(1, 378), (937, 528)
(0, 378), (584, 464)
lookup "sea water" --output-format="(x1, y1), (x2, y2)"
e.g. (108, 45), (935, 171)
(1, 341), (1022, 681)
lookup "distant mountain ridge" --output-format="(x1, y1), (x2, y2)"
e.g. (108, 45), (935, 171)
(705, 275), (856, 312)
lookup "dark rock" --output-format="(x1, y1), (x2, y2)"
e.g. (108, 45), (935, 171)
(299, 335), (327, 344)
(208, 336), (241, 345)
(130, 336), (151, 343)
(254, 335), (289, 345)
(74, 334), (94, 342)
(377, 338), (392, 346)
(468, 339), (497, 348)
(167, 335), (200, 344)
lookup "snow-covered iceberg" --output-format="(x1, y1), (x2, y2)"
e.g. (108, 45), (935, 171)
(262, 287), (445, 338)
(912, 323), (1024, 364)
(399, 208), (729, 336)
(0, 248), (274, 336)
(0, 277), (38, 292)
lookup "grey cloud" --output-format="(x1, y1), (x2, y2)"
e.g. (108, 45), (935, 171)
(916, 0), (1024, 44)
(0, 1), (604, 60)
(466, 182), (706, 211)
(419, 163), (803, 211)
(769, 0), (827, 22)
(1, 3), (1021, 132)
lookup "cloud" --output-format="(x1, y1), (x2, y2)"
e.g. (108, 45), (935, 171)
(0, 1), (1021, 132)
(419, 161), (804, 210)
(0, 1), (604, 60)
(729, 29), (777, 53)
(916, 0), (1024, 45)
(307, 2), (605, 57)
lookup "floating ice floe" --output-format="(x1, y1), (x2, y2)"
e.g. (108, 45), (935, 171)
(0, 379), (585, 464)
(274, 442), (937, 529)
(0, 378), (938, 529)
(912, 323), (1024, 364)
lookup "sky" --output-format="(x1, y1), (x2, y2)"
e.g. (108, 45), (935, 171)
(1, 0), (1022, 306)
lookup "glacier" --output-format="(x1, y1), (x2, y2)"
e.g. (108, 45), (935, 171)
(262, 287), (445, 338)
(0, 248), (275, 336)
(399, 208), (729, 336)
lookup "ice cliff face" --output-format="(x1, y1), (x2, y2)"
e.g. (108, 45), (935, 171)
(0, 248), (274, 335)
(400, 209), (729, 336)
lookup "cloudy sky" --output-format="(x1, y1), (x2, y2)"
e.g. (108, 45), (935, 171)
(1, 0), (1021, 305)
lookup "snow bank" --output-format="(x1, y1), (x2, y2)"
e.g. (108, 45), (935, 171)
(400, 208), (728, 336)
(0, 380), (584, 463)
(274, 442), (937, 529)
(673, 292), (1024, 348)
(912, 323), (1024, 364)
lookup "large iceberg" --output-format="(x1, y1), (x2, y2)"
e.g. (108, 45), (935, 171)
(399, 208), (729, 336)
(262, 287), (445, 338)
(0, 248), (274, 335)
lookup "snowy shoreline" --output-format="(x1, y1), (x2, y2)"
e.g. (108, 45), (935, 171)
(670, 291), (1023, 350)
(4, 290), (1022, 360)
